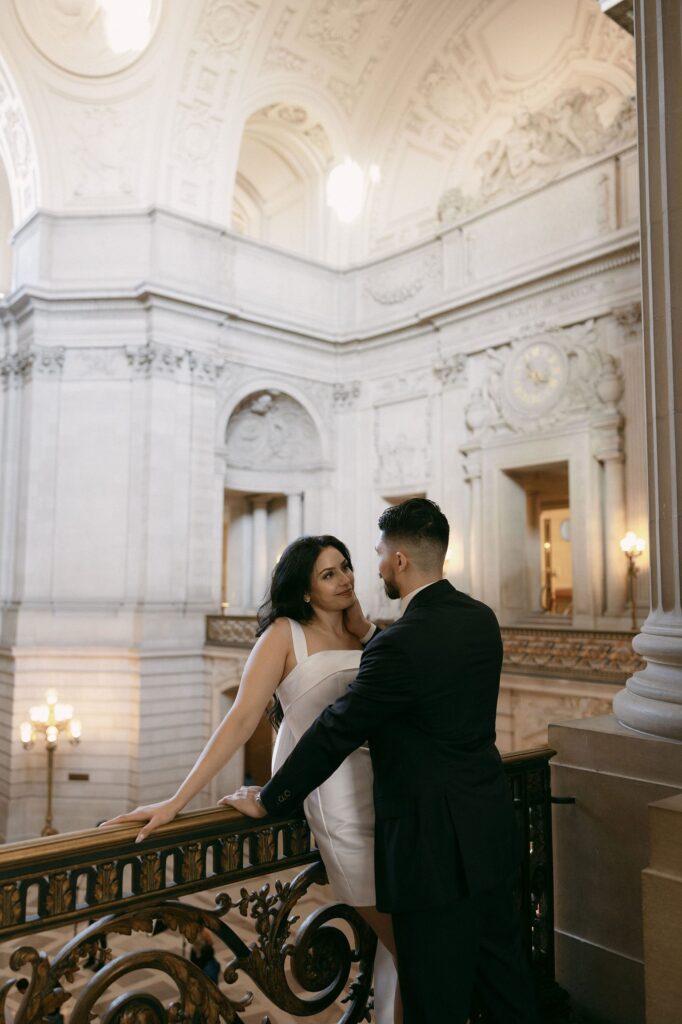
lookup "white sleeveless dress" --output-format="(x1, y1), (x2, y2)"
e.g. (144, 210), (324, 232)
(271, 618), (398, 1022)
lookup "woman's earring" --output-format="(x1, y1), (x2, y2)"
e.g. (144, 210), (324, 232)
(304, 595), (310, 603)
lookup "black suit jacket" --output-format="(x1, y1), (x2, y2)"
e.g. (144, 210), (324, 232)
(260, 579), (518, 913)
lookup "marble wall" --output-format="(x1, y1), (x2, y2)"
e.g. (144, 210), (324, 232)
(0, 143), (645, 839)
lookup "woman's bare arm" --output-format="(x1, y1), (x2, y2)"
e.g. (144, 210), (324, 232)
(99, 619), (291, 841)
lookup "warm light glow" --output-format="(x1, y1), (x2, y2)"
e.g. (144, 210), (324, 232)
(20, 722), (33, 746)
(620, 531), (646, 556)
(55, 704), (73, 723)
(326, 159), (365, 223)
(29, 705), (49, 724)
(543, 541), (551, 551)
(45, 689), (58, 706)
(100, 0), (153, 54)
(69, 719), (82, 741)
(46, 725), (59, 745)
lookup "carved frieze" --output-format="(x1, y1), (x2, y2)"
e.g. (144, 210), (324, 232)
(0, 346), (66, 386)
(125, 343), (224, 382)
(224, 390), (322, 470)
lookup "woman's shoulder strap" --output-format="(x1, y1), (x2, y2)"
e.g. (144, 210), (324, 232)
(285, 618), (309, 664)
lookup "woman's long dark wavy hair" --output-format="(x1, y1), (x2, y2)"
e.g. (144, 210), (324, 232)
(256, 534), (353, 729)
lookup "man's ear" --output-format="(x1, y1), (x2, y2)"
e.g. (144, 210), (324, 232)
(395, 550), (409, 574)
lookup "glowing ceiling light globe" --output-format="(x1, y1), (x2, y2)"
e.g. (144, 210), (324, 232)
(100, 0), (153, 54)
(326, 159), (365, 224)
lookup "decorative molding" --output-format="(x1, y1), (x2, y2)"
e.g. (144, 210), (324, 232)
(333, 381), (361, 409)
(125, 343), (224, 382)
(207, 616), (644, 685)
(0, 346), (65, 386)
(364, 252), (441, 306)
(433, 353), (467, 388)
(13, 0), (162, 77)
(0, 59), (39, 221)
(501, 627), (644, 684)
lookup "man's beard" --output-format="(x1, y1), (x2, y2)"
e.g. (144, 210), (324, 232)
(382, 576), (400, 600)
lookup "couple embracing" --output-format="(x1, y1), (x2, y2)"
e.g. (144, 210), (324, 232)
(104, 499), (538, 1023)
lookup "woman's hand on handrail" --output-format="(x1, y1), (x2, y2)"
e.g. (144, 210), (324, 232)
(99, 798), (182, 844)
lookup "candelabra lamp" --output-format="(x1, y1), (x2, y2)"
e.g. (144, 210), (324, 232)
(620, 531), (646, 632)
(20, 689), (81, 836)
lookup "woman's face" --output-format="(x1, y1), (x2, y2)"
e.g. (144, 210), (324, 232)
(307, 546), (355, 612)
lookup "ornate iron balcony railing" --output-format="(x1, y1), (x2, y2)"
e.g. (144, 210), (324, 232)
(1, 746), (557, 1023)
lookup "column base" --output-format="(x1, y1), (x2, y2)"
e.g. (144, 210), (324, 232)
(614, 622), (682, 741)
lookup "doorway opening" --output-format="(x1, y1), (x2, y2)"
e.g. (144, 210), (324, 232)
(501, 462), (572, 624)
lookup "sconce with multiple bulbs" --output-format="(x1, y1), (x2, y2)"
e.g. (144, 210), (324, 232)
(620, 531), (646, 631)
(20, 689), (81, 837)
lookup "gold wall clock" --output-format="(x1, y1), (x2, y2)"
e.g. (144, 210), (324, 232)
(504, 340), (568, 416)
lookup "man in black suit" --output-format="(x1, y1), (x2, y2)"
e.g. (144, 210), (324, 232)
(226, 498), (538, 1023)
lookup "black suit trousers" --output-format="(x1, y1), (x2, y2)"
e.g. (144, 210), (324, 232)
(391, 874), (540, 1024)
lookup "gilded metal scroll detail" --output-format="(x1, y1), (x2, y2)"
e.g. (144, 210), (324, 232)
(4, 863), (375, 1024)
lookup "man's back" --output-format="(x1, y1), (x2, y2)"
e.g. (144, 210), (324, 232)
(361, 580), (517, 909)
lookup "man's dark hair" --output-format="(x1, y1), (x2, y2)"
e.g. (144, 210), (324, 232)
(378, 498), (449, 570)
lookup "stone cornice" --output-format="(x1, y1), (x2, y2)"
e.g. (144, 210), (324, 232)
(0, 237), (640, 355)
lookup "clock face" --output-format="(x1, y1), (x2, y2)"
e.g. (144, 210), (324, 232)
(505, 341), (567, 415)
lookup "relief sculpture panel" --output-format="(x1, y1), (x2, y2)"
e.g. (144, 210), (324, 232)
(224, 390), (322, 470)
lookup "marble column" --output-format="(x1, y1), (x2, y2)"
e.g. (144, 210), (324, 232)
(250, 496), (269, 610)
(240, 504), (253, 610)
(601, 451), (627, 616)
(286, 492), (304, 544)
(613, 0), (682, 739)
(463, 447), (482, 598)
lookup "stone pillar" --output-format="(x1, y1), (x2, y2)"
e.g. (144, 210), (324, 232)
(463, 447), (482, 597)
(613, 0), (682, 739)
(286, 492), (304, 544)
(642, 792), (682, 1024)
(601, 451), (627, 615)
(241, 505), (253, 610)
(251, 496), (269, 610)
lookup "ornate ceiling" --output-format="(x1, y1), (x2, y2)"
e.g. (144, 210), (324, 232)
(0, 0), (636, 265)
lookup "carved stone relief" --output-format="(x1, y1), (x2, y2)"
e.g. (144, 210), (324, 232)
(0, 345), (65, 386)
(0, 63), (39, 220)
(465, 320), (625, 439)
(333, 381), (361, 409)
(374, 395), (431, 489)
(364, 252), (441, 306)
(433, 353), (467, 389)
(125, 342), (225, 382)
(299, 0), (381, 63)
(224, 390), (322, 470)
(14, 0), (163, 77)
(438, 89), (637, 224)
(67, 105), (142, 200)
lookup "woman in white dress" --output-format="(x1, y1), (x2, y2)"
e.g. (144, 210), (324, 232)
(101, 535), (401, 1023)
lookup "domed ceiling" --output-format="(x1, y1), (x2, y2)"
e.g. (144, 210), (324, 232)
(0, 0), (636, 264)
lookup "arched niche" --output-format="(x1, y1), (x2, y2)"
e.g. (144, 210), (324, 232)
(224, 388), (323, 473)
(230, 102), (334, 260)
(220, 388), (328, 613)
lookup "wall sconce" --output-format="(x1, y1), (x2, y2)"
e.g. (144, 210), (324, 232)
(620, 531), (645, 631)
(19, 689), (81, 836)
